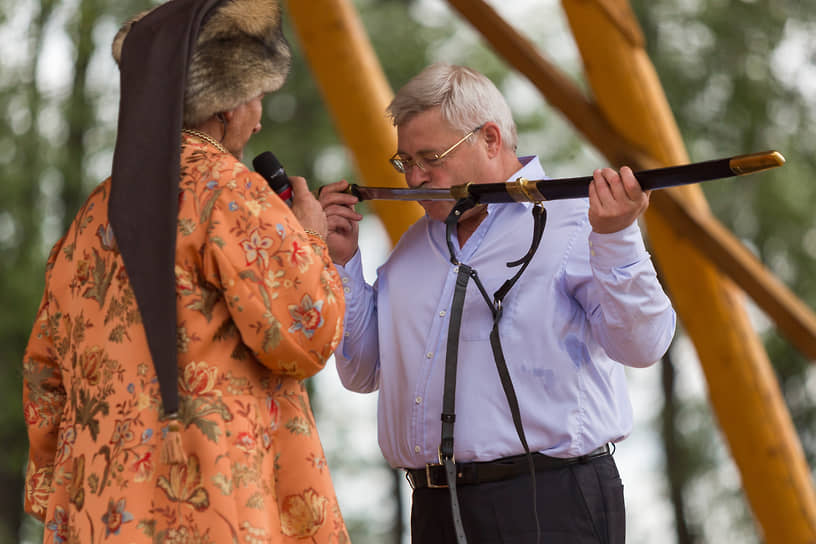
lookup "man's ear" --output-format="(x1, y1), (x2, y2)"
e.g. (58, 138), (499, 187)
(481, 122), (502, 158)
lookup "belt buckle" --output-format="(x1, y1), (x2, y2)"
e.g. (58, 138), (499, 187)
(424, 463), (448, 489)
(425, 447), (455, 488)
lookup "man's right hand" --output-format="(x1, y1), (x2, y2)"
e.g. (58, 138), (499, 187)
(318, 179), (362, 265)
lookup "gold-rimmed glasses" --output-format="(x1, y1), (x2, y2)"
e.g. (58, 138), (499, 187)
(389, 124), (484, 174)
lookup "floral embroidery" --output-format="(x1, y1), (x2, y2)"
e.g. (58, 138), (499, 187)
(96, 223), (116, 251)
(289, 240), (314, 273)
(74, 254), (91, 288)
(131, 451), (154, 483)
(175, 265), (195, 294)
(101, 497), (134, 537)
(180, 361), (219, 396)
(68, 455), (85, 510)
(308, 452), (328, 472)
(235, 431), (257, 455)
(25, 461), (52, 516)
(240, 229), (274, 267)
(23, 401), (41, 426)
(288, 295), (325, 339)
(110, 419), (135, 447)
(245, 199), (262, 216)
(266, 396), (280, 431)
(79, 345), (106, 387)
(45, 506), (69, 544)
(156, 454), (210, 511)
(280, 488), (328, 538)
(54, 427), (76, 467)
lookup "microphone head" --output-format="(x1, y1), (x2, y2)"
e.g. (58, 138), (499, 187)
(252, 151), (286, 190)
(253, 151), (293, 204)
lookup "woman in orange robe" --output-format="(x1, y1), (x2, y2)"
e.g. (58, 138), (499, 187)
(22, 0), (350, 541)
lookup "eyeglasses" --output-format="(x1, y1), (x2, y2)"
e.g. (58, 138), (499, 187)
(389, 124), (484, 174)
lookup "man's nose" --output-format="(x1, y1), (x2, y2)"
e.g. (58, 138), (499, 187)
(404, 164), (429, 188)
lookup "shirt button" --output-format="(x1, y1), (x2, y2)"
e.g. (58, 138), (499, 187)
(439, 310), (446, 317)
(344, 287), (350, 293)
(342, 277), (349, 284)
(453, 266), (459, 273)
(344, 331), (350, 337)
(415, 396), (422, 404)
(426, 352), (433, 359)
(414, 445), (421, 453)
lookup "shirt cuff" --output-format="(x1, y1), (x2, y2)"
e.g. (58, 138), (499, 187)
(334, 249), (366, 320)
(588, 222), (649, 268)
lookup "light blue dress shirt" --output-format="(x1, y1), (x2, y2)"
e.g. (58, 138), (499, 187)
(334, 156), (676, 469)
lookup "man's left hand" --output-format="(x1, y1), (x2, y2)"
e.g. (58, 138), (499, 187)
(587, 166), (650, 234)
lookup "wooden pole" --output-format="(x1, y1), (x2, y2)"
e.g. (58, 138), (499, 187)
(285, 0), (423, 245)
(559, 1), (816, 541)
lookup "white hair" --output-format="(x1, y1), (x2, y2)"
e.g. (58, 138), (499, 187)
(386, 63), (518, 151)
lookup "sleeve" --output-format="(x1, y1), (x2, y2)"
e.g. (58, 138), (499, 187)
(201, 168), (345, 380)
(22, 260), (67, 520)
(332, 250), (381, 393)
(565, 220), (677, 367)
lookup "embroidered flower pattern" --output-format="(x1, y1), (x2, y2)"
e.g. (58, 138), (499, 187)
(79, 345), (106, 387)
(266, 396), (280, 431)
(23, 401), (41, 426)
(25, 461), (52, 517)
(157, 455), (210, 512)
(280, 488), (328, 538)
(175, 265), (195, 294)
(131, 451), (154, 483)
(101, 498), (134, 537)
(234, 431), (257, 455)
(96, 223), (116, 251)
(289, 240), (314, 273)
(288, 295), (325, 339)
(45, 506), (69, 544)
(67, 455), (85, 510)
(180, 361), (218, 396)
(240, 229), (274, 267)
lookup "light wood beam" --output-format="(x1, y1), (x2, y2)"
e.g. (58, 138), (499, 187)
(285, 0), (423, 245)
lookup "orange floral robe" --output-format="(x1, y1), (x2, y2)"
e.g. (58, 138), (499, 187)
(23, 134), (349, 543)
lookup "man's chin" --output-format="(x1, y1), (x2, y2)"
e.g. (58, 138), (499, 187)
(421, 201), (455, 222)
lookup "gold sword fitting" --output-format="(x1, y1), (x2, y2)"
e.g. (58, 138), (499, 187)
(729, 151), (786, 175)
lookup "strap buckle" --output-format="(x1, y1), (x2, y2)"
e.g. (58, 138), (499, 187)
(437, 445), (455, 464)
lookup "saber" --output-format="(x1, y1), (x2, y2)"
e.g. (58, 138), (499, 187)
(337, 151), (785, 203)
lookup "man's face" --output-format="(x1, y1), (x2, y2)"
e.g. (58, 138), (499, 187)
(395, 108), (485, 222)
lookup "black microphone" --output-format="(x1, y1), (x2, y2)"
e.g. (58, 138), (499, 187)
(252, 151), (293, 206)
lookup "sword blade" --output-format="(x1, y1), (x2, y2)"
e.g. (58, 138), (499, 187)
(353, 186), (455, 201)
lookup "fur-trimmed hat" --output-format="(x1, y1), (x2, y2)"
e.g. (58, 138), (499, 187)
(112, 0), (291, 126)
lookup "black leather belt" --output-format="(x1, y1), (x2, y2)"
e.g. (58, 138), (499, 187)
(405, 444), (612, 490)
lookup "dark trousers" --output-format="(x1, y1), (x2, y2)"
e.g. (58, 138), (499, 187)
(410, 454), (625, 544)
